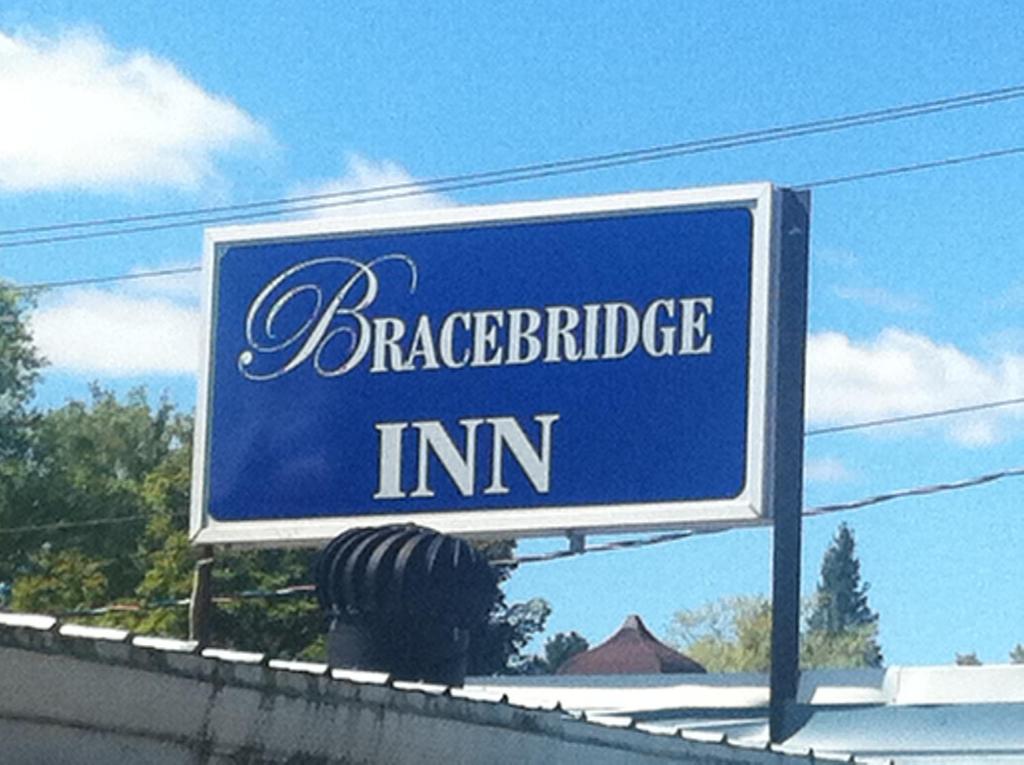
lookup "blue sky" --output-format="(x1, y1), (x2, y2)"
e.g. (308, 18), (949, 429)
(1, 2), (1022, 665)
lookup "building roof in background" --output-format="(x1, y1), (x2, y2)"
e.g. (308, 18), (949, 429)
(559, 614), (706, 675)
(470, 664), (1024, 764)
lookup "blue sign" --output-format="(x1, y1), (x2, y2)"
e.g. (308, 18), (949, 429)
(190, 184), (808, 544)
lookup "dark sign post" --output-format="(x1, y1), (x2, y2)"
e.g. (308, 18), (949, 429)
(766, 190), (810, 741)
(190, 183), (809, 739)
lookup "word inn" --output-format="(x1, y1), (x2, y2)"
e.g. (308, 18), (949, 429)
(374, 414), (559, 500)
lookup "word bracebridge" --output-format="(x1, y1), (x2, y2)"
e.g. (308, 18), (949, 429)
(236, 255), (715, 381)
(190, 183), (809, 545)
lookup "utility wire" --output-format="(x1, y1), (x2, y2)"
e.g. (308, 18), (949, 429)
(58, 584), (317, 618)
(0, 512), (188, 536)
(801, 465), (1024, 517)
(8, 266), (200, 292)
(48, 464), (1024, 616)
(805, 396), (1024, 436)
(4, 81), (1023, 238)
(795, 145), (1024, 189)
(495, 464), (1024, 566)
(1, 398), (1019, 537)
(4, 464), (1021, 543)
(4, 83), (1024, 249)
(0, 396), (1021, 534)
(7, 139), (1024, 295)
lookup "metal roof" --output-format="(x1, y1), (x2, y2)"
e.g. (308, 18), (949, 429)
(0, 611), (837, 764)
(467, 665), (1024, 764)
(4, 610), (1023, 763)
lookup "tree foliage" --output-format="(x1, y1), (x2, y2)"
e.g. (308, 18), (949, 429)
(1011, 644), (1024, 664)
(805, 523), (882, 668)
(0, 283), (46, 561)
(469, 593), (552, 675)
(667, 595), (773, 672)
(543, 630), (589, 673)
(667, 594), (884, 672)
(667, 524), (884, 671)
(1, 384), (551, 666)
(0, 283), (44, 459)
(803, 623), (883, 669)
(807, 524), (877, 631)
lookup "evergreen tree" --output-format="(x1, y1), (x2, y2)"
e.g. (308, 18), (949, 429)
(806, 523), (882, 667)
(807, 523), (876, 632)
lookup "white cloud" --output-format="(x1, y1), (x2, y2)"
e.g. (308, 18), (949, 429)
(30, 289), (199, 375)
(804, 457), (854, 484)
(292, 154), (454, 218)
(0, 27), (267, 192)
(807, 328), (1024, 447)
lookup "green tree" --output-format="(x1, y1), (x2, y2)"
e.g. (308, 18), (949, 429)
(667, 524), (883, 671)
(955, 652), (982, 666)
(3, 384), (551, 666)
(2, 385), (189, 590)
(1011, 644), (1024, 664)
(667, 595), (884, 672)
(667, 595), (773, 672)
(802, 623), (883, 669)
(0, 283), (44, 459)
(0, 283), (46, 582)
(542, 631), (589, 673)
(211, 548), (322, 658)
(469, 594), (552, 675)
(462, 540), (554, 675)
(10, 547), (108, 613)
(805, 523), (882, 668)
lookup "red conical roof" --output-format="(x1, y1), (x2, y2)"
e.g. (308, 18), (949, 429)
(557, 614), (706, 675)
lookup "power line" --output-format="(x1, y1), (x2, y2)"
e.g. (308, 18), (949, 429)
(495, 465), (1024, 565)
(5, 464), (1019, 552)
(0, 394), (1012, 529)
(48, 465), (1024, 617)
(7, 136), (1024, 296)
(803, 465), (1024, 516)
(57, 584), (317, 618)
(805, 396), (1024, 436)
(0, 512), (187, 536)
(3, 394), (1020, 537)
(796, 145), (1024, 189)
(5, 82), (1022, 238)
(4, 83), (1024, 249)
(9, 266), (200, 292)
